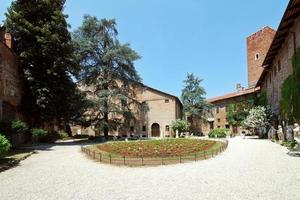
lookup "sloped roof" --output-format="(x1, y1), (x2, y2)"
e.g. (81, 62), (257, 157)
(207, 87), (260, 104)
(257, 0), (300, 86)
(141, 84), (182, 107)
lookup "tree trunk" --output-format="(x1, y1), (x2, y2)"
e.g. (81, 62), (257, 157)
(104, 112), (109, 140)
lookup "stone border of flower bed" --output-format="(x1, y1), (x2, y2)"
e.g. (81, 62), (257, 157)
(81, 139), (228, 167)
(0, 150), (35, 173)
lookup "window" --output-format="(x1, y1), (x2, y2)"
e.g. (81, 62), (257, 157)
(130, 126), (134, 132)
(165, 99), (169, 103)
(217, 118), (221, 123)
(217, 126), (221, 128)
(225, 125), (230, 129)
(255, 53), (260, 60)
(216, 107), (219, 114)
(278, 60), (281, 71)
(165, 125), (170, 132)
(142, 126), (146, 132)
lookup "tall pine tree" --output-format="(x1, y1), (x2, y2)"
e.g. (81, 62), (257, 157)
(73, 15), (142, 138)
(5, 0), (80, 130)
(181, 73), (211, 132)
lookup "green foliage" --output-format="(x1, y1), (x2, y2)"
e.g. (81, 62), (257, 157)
(5, 0), (82, 125)
(280, 48), (300, 123)
(226, 99), (254, 126)
(208, 128), (229, 138)
(181, 73), (211, 120)
(281, 140), (297, 149)
(0, 134), (11, 158)
(242, 106), (270, 129)
(72, 15), (142, 138)
(31, 128), (47, 138)
(11, 120), (29, 134)
(171, 119), (190, 133)
(58, 131), (69, 139)
(255, 91), (268, 106)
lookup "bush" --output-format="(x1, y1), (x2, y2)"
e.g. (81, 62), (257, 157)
(281, 140), (297, 149)
(0, 134), (11, 158)
(171, 119), (190, 134)
(31, 128), (47, 138)
(11, 120), (29, 134)
(208, 128), (229, 138)
(58, 131), (69, 140)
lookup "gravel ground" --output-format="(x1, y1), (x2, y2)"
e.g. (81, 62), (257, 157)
(0, 137), (300, 200)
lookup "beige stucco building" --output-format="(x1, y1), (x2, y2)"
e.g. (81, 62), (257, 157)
(72, 84), (182, 138)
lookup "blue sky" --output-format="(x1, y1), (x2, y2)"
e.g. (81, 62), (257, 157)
(0, 0), (288, 98)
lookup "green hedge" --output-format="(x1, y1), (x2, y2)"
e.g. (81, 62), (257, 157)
(11, 120), (29, 134)
(208, 128), (229, 138)
(0, 134), (11, 158)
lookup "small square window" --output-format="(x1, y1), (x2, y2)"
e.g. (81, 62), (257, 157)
(142, 126), (146, 132)
(165, 99), (169, 103)
(217, 118), (221, 122)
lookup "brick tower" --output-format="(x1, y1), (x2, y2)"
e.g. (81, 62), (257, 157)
(247, 26), (276, 88)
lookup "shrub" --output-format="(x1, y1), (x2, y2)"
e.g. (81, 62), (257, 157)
(208, 128), (229, 138)
(58, 131), (69, 140)
(171, 119), (190, 134)
(0, 134), (11, 158)
(31, 128), (47, 138)
(11, 120), (29, 134)
(281, 140), (297, 149)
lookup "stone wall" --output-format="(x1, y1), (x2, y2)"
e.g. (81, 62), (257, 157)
(261, 17), (300, 116)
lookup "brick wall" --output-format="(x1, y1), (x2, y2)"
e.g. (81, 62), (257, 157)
(247, 27), (276, 88)
(0, 36), (22, 122)
(261, 17), (300, 116)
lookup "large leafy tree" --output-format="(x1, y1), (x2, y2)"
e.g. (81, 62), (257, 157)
(73, 15), (142, 138)
(181, 73), (211, 131)
(226, 99), (254, 127)
(5, 0), (80, 129)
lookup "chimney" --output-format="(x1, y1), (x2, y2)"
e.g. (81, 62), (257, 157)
(4, 33), (12, 48)
(236, 83), (242, 92)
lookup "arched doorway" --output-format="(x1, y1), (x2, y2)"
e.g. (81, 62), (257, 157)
(151, 123), (160, 137)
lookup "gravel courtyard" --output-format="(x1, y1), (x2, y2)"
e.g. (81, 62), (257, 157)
(0, 137), (300, 200)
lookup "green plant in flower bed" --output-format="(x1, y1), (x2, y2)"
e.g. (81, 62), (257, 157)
(281, 140), (297, 149)
(208, 128), (229, 138)
(96, 139), (217, 158)
(0, 134), (11, 159)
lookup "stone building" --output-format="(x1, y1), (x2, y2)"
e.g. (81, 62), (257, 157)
(72, 84), (182, 138)
(0, 27), (22, 122)
(256, 0), (300, 117)
(203, 27), (276, 135)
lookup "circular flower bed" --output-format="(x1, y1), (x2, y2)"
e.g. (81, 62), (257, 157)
(96, 139), (217, 158)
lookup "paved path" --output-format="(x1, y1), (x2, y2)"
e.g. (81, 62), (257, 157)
(1, 137), (300, 200)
